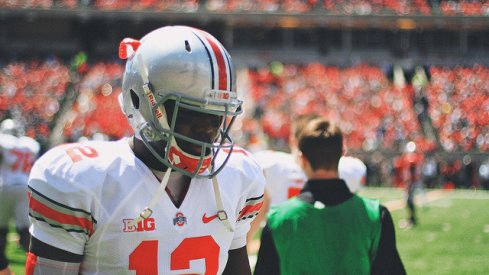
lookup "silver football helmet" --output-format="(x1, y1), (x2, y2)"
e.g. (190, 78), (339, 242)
(119, 26), (243, 178)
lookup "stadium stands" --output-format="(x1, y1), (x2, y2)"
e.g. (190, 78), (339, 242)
(1, 0), (488, 16)
(0, 58), (70, 147)
(246, 63), (427, 152)
(425, 65), (489, 153)
(61, 61), (132, 141)
(1, 58), (487, 188)
(0, 1), (488, 189)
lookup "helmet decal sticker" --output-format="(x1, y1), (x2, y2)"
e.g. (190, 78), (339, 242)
(118, 38), (141, 60)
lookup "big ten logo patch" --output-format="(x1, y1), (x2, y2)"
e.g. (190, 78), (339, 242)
(123, 218), (156, 232)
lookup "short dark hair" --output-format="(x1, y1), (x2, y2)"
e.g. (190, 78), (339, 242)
(298, 118), (343, 171)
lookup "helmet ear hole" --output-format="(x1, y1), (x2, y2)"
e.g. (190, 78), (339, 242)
(185, 40), (192, 53)
(130, 89), (140, 109)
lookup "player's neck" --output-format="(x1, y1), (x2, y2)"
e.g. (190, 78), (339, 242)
(153, 170), (191, 208)
(130, 137), (191, 207)
(308, 169), (339, 180)
(129, 136), (169, 171)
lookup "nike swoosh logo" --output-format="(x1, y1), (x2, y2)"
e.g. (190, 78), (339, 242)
(202, 213), (219, 224)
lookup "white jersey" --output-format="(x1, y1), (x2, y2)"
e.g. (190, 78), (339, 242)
(253, 150), (307, 207)
(254, 150), (366, 203)
(0, 133), (40, 187)
(28, 139), (265, 275)
(338, 156), (367, 193)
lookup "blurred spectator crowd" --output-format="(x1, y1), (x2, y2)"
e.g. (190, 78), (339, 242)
(61, 61), (132, 142)
(0, 57), (69, 146)
(244, 63), (431, 153)
(426, 65), (489, 153)
(1, 58), (488, 189)
(1, 0), (489, 16)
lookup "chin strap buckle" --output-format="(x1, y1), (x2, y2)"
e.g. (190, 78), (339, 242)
(128, 207), (153, 228)
(212, 176), (234, 232)
(217, 210), (228, 221)
(140, 207), (153, 219)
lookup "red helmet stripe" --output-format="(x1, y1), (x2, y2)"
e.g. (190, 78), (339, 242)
(194, 29), (231, 91)
(205, 35), (228, 90)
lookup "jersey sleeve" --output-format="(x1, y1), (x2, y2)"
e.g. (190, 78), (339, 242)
(227, 149), (266, 250)
(28, 144), (100, 255)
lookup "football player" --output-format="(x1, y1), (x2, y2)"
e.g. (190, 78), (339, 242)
(0, 119), (40, 275)
(26, 26), (265, 275)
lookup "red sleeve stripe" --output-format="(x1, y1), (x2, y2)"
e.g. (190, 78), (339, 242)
(238, 201), (264, 220)
(28, 189), (95, 236)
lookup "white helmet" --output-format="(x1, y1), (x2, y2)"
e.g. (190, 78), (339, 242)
(119, 26), (243, 178)
(0, 118), (23, 136)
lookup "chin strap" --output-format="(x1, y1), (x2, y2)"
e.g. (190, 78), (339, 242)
(128, 166), (172, 228)
(128, 167), (234, 232)
(211, 175), (234, 232)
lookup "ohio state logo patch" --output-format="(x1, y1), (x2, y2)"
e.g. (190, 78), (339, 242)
(173, 212), (187, 227)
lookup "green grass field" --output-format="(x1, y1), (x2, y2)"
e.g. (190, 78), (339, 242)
(6, 187), (489, 274)
(360, 187), (489, 275)
(5, 232), (25, 275)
